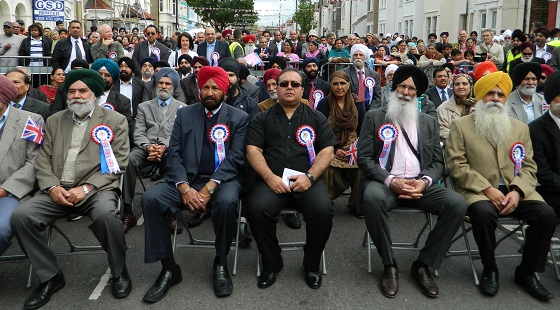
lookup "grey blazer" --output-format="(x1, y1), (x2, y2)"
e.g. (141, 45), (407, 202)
(0, 108), (43, 200)
(134, 98), (186, 147)
(506, 89), (544, 124)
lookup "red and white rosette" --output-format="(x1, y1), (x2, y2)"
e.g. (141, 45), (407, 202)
(510, 142), (526, 177)
(90, 124), (120, 174)
(100, 102), (115, 111)
(296, 125), (316, 166)
(312, 90), (324, 109)
(377, 123), (398, 169)
(211, 52), (220, 66)
(209, 123), (230, 169)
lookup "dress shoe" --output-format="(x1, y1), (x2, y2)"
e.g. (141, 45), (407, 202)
(514, 266), (554, 301)
(479, 268), (499, 296)
(142, 165), (158, 178)
(380, 266), (398, 298)
(410, 264), (439, 298)
(168, 213), (184, 234)
(25, 270), (65, 310)
(258, 261), (284, 289)
(187, 211), (210, 228)
(143, 265), (182, 303)
(304, 270), (322, 289)
(121, 213), (137, 234)
(111, 265), (132, 299)
(284, 213), (301, 229)
(67, 214), (83, 221)
(150, 167), (164, 181)
(213, 265), (233, 297)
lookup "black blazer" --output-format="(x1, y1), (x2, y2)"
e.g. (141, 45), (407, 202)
(341, 66), (382, 109)
(21, 96), (50, 120)
(196, 40), (231, 64)
(357, 107), (444, 183)
(529, 111), (560, 194)
(112, 76), (146, 118)
(267, 40), (282, 56)
(424, 86), (453, 108)
(179, 75), (200, 105)
(303, 78), (330, 102)
(51, 37), (93, 71)
(131, 40), (171, 75)
(165, 103), (249, 184)
(254, 47), (275, 60)
(18, 37), (52, 66)
(290, 41), (303, 58)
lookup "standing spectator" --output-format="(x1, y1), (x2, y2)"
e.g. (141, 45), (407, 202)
(51, 20), (93, 73)
(168, 32), (198, 69)
(18, 23), (51, 66)
(0, 21), (23, 67)
(48, 30), (60, 53)
(132, 25), (171, 73)
(196, 27), (230, 66)
(341, 44), (381, 109)
(476, 29), (504, 67)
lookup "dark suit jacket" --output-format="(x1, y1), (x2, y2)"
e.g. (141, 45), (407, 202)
(254, 47), (275, 60)
(230, 87), (259, 120)
(104, 90), (133, 133)
(112, 77), (146, 118)
(341, 66), (382, 109)
(18, 36), (52, 66)
(357, 108), (444, 183)
(240, 81), (260, 103)
(179, 75), (199, 105)
(196, 40), (231, 64)
(267, 40), (283, 56)
(529, 111), (560, 195)
(131, 40), (171, 74)
(424, 86), (453, 108)
(165, 103), (249, 184)
(50, 37), (93, 71)
(28, 87), (49, 104)
(508, 57), (545, 76)
(21, 96), (50, 120)
(290, 41), (303, 58)
(303, 78), (330, 102)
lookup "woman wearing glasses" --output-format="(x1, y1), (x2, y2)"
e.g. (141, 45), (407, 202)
(315, 71), (366, 217)
(436, 73), (477, 142)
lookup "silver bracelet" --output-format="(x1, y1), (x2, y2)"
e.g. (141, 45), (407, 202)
(181, 186), (191, 196)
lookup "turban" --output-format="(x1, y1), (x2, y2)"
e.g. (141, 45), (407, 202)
(64, 69), (106, 97)
(510, 62), (542, 87)
(140, 57), (155, 66)
(197, 66), (230, 94)
(177, 54), (193, 65)
(492, 36), (500, 43)
(511, 29), (526, 43)
(191, 56), (210, 67)
(117, 56), (135, 71)
(519, 41), (536, 54)
(0, 74), (18, 104)
(440, 32), (449, 37)
(91, 58), (120, 80)
(350, 44), (372, 58)
(391, 64), (429, 95)
(541, 64), (554, 78)
(155, 67), (180, 89)
(385, 64), (398, 79)
(238, 65), (250, 80)
(70, 58), (89, 70)
(222, 29), (232, 38)
(503, 29), (513, 38)
(218, 57), (239, 77)
(441, 63), (455, 73)
(265, 56), (286, 70)
(473, 61), (498, 81)
(263, 68), (281, 82)
(153, 61), (170, 70)
(474, 71), (513, 101)
(243, 34), (256, 44)
(301, 57), (319, 69)
(543, 71), (560, 103)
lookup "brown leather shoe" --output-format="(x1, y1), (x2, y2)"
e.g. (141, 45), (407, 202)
(168, 213), (184, 234)
(380, 266), (398, 298)
(411, 265), (439, 298)
(121, 213), (137, 234)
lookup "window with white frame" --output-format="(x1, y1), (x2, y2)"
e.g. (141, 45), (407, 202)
(490, 10), (497, 29)
(159, 0), (164, 12)
(380, 0), (387, 8)
(426, 17), (431, 36)
(480, 12), (487, 29)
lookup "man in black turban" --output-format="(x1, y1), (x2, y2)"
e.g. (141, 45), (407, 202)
(506, 62), (545, 124)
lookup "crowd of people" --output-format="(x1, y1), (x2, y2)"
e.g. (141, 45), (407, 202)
(1, 18), (560, 309)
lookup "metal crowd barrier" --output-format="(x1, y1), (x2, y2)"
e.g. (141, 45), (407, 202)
(0, 56), (53, 88)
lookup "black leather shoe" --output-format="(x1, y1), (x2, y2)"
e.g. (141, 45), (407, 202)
(142, 165), (158, 178)
(25, 270), (65, 310)
(150, 167), (164, 181)
(143, 265), (182, 303)
(112, 266), (132, 298)
(168, 213), (184, 234)
(258, 261), (283, 289)
(213, 265), (233, 297)
(284, 213), (301, 229)
(514, 266), (554, 301)
(121, 213), (137, 235)
(380, 266), (398, 298)
(479, 268), (499, 296)
(187, 211), (210, 228)
(304, 271), (322, 289)
(410, 265), (438, 298)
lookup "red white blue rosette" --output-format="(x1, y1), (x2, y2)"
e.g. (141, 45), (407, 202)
(211, 52), (220, 66)
(542, 100), (550, 114)
(209, 123), (230, 169)
(151, 47), (161, 60)
(100, 102), (115, 110)
(377, 123), (398, 169)
(542, 52), (552, 63)
(510, 142), (526, 177)
(296, 125), (317, 166)
(108, 51), (118, 59)
(364, 77), (376, 107)
(91, 124), (120, 174)
(312, 90), (324, 109)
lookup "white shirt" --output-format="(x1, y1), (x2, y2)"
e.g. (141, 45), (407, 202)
(97, 90), (110, 106)
(536, 45), (547, 58)
(119, 79), (133, 113)
(518, 91), (535, 123)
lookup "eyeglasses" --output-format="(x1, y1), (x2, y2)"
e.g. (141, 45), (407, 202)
(396, 84), (417, 92)
(146, 32), (156, 35)
(278, 81), (301, 88)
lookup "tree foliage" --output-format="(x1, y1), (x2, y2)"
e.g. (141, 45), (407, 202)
(292, 0), (317, 34)
(186, 0), (259, 31)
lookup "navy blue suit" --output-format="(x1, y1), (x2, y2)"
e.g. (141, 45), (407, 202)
(196, 40), (231, 65)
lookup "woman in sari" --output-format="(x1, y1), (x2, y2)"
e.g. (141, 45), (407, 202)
(37, 68), (65, 104)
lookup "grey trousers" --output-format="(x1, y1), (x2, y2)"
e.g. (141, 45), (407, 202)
(11, 191), (126, 283)
(361, 180), (467, 270)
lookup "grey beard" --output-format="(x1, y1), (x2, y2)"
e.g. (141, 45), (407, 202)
(269, 91), (278, 100)
(520, 56), (533, 63)
(353, 59), (364, 69)
(474, 100), (512, 144)
(386, 91), (418, 125)
(157, 88), (173, 100)
(68, 97), (96, 118)
(518, 85), (536, 97)
(142, 70), (154, 79)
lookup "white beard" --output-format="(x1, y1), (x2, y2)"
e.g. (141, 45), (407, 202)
(157, 88), (173, 100)
(520, 56), (532, 63)
(386, 91), (418, 126)
(268, 90), (278, 101)
(353, 59), (364, 69)
(518, 84), (536, 97)
(474, 100), (512, 144)
(68, 97), (96, 118)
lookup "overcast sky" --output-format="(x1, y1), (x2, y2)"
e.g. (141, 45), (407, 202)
(254, 0), (297, 28)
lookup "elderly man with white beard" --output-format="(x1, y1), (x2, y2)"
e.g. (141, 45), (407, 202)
(342, 44), (381, 109)
(357, 65), (467, 299)
(505, 62), (546, 124)
(11, 69), (131, 309)
(446, 71), (557, 301)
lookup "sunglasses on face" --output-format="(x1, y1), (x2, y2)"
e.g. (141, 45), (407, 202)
(146, 32), (156, 35)
(522, 52), (533, 56)
(278, 81), (301, 88)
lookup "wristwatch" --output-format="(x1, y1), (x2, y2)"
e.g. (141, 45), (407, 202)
(305, 172), (315, 184)
(206, 183), (215, 195)
(82, 184), (90, 195)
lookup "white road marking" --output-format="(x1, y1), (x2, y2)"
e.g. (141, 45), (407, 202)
(89, 268), (111, 300)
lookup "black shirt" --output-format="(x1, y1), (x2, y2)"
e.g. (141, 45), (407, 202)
(246, 102), (337, 177)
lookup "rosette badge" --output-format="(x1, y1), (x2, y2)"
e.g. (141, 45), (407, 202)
(211, 52), (220, 66)
(91, 124), (121, 174)
(296, 125), (317, 166)
(312, 90), (324, 108)
(210, 123), (230, 169)
(510, 142), (526, 177)
(377, 123), (399, 169)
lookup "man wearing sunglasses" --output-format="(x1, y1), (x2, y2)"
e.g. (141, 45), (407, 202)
(246, 68), (338, 290)
(132, 25), (170, 76)
(0, 21), (23, 67)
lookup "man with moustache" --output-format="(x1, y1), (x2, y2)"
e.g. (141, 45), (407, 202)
(342, 44), (381, 109)
(357, 65), (466, 298)
(121, 68), (186, 234)
(505, 62), (545, 124)
(180, 56), (209, 105)
(256, 37), (275, 60)
(507, 42), (545, 74)
(176, 54), (192, 79)
(141, 66), (249, 300)
(139, 57), (156, 82)
(258, 68), (282, 111)
(301, 57), (330, 109)
(11, 69), (131, 309)
(114, 57), (146, 124)
(142, 62), (187, 104)
(445, 72), (556, 301)
(218, 57), (258, 119)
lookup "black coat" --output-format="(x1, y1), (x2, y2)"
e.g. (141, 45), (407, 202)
(18, 37), (52, 66)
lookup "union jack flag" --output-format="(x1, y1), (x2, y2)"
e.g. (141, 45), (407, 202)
(20, 115), (44, 145)
(346, 138), (358, 166)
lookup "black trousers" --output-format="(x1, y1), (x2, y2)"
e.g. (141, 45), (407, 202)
(142, 178), (240, 266)
(248, 179), (334, 273)
(467, 199), (557, 272)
